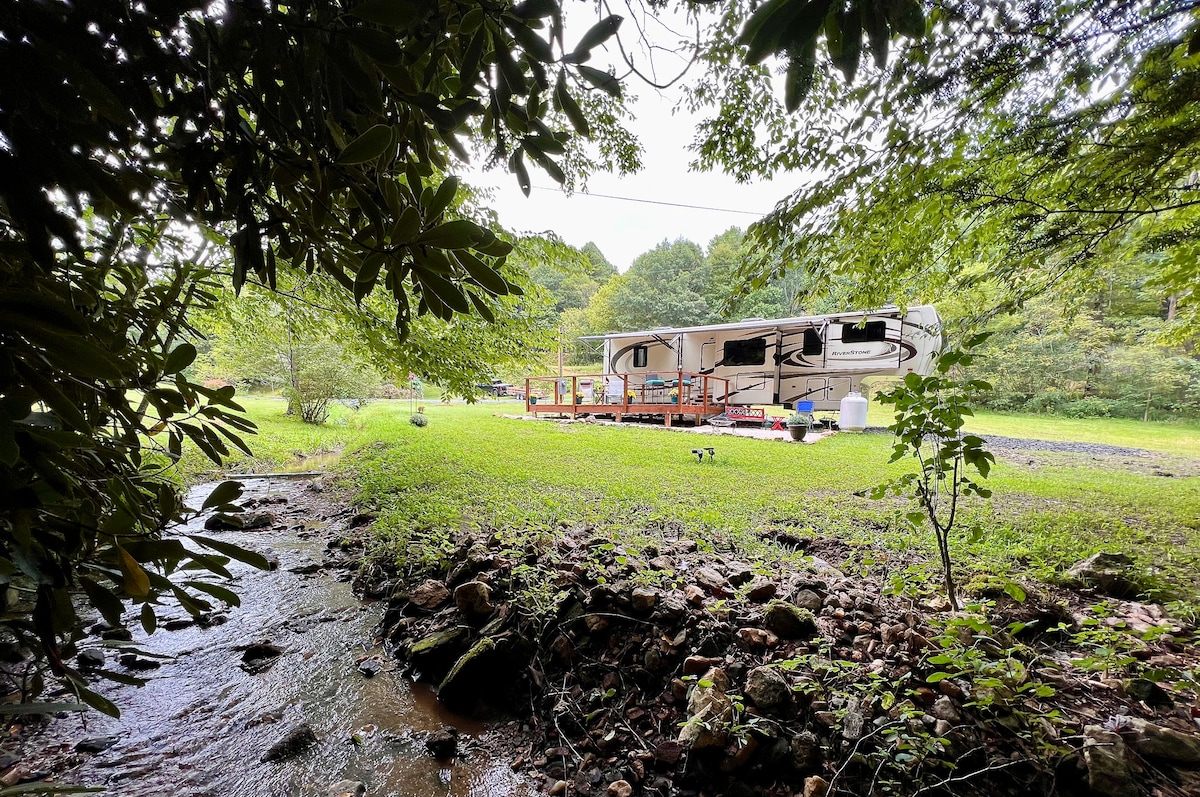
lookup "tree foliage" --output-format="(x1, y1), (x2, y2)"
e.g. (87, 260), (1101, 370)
(686, 1), (1200, 333)
(0, 0), (631, 701)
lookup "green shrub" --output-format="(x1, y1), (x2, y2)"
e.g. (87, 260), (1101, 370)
(409, 413), (429, 428)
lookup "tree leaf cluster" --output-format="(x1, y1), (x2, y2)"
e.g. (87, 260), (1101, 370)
(698, 1), (1200, 333)
(0, 0), (628, 705)
(0, 246), (272, 711)
(738, 0), (924, 109)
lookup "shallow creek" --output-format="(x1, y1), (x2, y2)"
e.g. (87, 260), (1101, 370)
(22, 478), (534, 797)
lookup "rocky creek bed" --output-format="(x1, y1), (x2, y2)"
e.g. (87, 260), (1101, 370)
(366, 531), (1200, 797)
(3, 477), (534, 797)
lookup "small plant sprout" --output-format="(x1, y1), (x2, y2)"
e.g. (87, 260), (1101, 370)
(872, 335), (995, 611)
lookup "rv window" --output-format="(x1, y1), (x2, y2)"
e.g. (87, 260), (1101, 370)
(632, 345), (648, 368)
(723, 338), (767, 366)
(802, 328), (823, 355)
(841, 321), (887, 344)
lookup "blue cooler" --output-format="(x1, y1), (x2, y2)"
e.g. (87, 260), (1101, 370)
(795, 401), (814, 412)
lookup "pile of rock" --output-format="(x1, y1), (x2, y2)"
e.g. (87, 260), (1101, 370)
(365, 533), (1200, 797)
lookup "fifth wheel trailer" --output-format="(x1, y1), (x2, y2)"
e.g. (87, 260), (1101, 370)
(589, 305), (944, 411)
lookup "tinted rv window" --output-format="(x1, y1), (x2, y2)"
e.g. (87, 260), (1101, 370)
(632, 345), (648, 368)
(802, 328), (823, 355)
(723, 338), (766, 366)
(841, 321), (887, 343)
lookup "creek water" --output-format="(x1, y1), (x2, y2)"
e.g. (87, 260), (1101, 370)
(22, 478), (535, 797)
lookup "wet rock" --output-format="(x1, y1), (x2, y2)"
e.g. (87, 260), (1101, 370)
(204, 511), (276, 531)
(425, 727), (459, 759)
(357, 658), (384, 678)
(100, 626), (133, 642)
(454, 581), (495, 620)
(1067, 552), (1139, 598)
(790, 730), (821, 772)
(196, 612), (229, 627)
(410, 579), (451, 610)
(438, 637), (499, 713)
(326, 780), (366, 797)
(240, 642), (283, 673)
(1083, 725), (1133, 797)
(584, 615), (609, 633)
(76, 649), (105, 670)
(262, 723), (318, 762)
(631, 586), (659, 613)
(763, 600), (817, 639)
(290, 560), (324, 575)
(746, 578), (777, 603)
(744, 666), (790, 712)
(1122, 716), (1200, 763)
(119, 653), (161, 670)
(792, 589), (823, 612)
(607, 780), (633, 797)
(678, 667), (732, 750)
(408, 626), (469, 678)
(803, 775), (830, 797)
(242, 642), (284, 662)
(934, 719), (953, 737)
(163, 618), (196, 631)
(74, 736), (119, 754)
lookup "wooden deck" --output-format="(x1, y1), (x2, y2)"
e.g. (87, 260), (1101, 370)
(523, 372), (729, 427)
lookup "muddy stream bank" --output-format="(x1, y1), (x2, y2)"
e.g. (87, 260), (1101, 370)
(17, 477), (533, 797)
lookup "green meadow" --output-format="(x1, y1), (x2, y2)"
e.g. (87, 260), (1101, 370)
(179, 399), (1200, 609)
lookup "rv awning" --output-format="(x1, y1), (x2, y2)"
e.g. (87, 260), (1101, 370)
(578, 307), (899, 341)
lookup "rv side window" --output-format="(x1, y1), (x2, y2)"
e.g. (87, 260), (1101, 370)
(802, 328), (823, 355)
(841, 321), (887, 343)
(723, 338), (767, 366)
(633, 345), (648, 368)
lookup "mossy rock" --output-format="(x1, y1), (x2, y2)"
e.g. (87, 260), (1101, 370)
(408, 625), (470, 681)
(763, 600), (817, 639)
(437, 637), (499, 713)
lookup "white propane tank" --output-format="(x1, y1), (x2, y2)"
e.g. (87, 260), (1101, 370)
(839, 391), (869, 432)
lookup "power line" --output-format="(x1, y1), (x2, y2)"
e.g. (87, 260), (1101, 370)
(530, 185), (769, 216)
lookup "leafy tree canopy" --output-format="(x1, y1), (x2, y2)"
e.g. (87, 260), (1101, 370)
(685, 1), (1200, 333)
(0, 0), (635, 698)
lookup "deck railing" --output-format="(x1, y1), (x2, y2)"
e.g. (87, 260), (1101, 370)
(523, 372), (729, 420)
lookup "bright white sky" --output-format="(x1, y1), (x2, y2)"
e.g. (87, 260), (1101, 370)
(465, 10), (802, 272)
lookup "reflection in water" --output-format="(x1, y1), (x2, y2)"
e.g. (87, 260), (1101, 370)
(25, 479), (534, 797)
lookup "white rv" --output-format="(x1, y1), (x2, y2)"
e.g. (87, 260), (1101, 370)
(589, 305), (944, 411)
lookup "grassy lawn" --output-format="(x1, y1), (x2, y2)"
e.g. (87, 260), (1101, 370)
(964, 409), (1200, 456)
(173, 399), (1200, 605)
(192, 400), (1196, 608)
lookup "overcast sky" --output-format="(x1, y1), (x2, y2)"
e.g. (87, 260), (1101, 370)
(464, 12), (803, 272)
